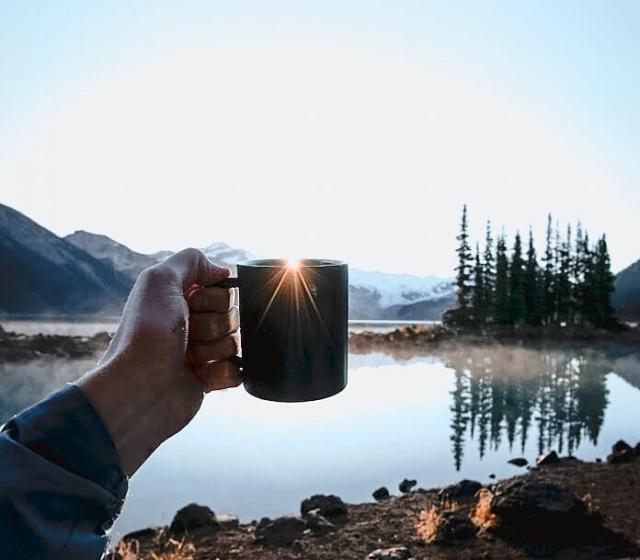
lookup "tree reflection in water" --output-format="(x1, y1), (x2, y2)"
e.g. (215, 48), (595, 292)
(443, 346), (610, 470)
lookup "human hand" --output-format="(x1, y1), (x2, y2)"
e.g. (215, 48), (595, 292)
(77, 248), (241, 476)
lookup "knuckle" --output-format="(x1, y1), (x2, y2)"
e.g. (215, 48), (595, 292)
(178, 247), (203, 261)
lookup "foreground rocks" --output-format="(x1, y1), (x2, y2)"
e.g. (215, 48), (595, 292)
(112, 443), (640, 560)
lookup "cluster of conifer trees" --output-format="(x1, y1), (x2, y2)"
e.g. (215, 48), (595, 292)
(449, 205), (618, 329)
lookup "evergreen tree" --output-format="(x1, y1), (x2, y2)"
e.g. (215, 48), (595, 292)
(591, 235), (617, 328)
(556, 224), (572, 324)
(508, 232), (526, 324)
(524, 228), (543, 325)
(455, 205), (473, 316)
(472, 243), (485, 323)
(542, 215), (556, 324)
(573, 223), (585, 324)
(494, 234), (510, 324)
(482, 220), (496, 322)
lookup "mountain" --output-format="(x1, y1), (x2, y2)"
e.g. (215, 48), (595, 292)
(0, 203), (454, 320)
(65, 230), (156, 283)
(0, 204), (130, 316)
(613, 259), (640, 320)
(348, 269), (455, 320)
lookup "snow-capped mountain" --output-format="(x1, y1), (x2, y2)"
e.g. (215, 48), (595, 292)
(349, 268), (454, 309)
(60, 229), (455, 320)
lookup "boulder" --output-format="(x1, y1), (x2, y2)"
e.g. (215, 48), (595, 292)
(169, 503), (218, 534)
(301, 494), (348, 522)
(478, 480), (605, 540)
(373, 487), (390, 501)
(607, 448), (634, 464)
(255, 516), (307, 546)
(216, 513), (239, 530)
(366, 545), (412, 560)
(536, 450), (560, 466)
(398, 478), (417, 493)
(508, 457), (528, 467)
(439, 479), (482, 502)
(305, 508), (335, 534)
(612, 440), (632, 453)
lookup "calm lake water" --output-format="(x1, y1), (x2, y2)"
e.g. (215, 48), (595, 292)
(1, 321), (639, 541)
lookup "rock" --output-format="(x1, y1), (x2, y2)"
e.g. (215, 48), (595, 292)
(607, 440), (636, 463)
(489, 473), (496, 479)
(122, 527), (158, 541)
(216, 513), (239, 530)
(366, 545), (412, 560)
(169, 503), (218, 534)
(305, 508), (335, 534)
(255, 516), (307, 546)
(508, 457), (528, 467)
(417, 505), (477, 543)
(399, 478), (417, 493)
(612, 440), (632, 453)
(373, 487), (390, 501)
(439, 479), (482, 501)
(477, 480), (605, 540)
(607, 448), (634, 464)
(536, 450), (560, 466)
(595, 458), (602, 463)
(301, 494), (348, 522)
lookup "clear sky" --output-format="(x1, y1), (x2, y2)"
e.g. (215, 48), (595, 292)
(1, 1), (638, 276)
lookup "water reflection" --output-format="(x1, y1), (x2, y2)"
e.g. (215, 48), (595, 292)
(442, 347), (611, 470)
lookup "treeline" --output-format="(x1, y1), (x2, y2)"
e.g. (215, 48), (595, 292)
(446, 205), (618, 329)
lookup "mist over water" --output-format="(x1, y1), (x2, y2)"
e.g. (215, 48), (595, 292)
(1, 323), (639, 539)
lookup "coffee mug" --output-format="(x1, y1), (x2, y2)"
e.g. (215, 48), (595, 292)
(208, 259), (348, 402)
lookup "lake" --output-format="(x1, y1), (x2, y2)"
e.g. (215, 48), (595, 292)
(1, 321), (639, 542)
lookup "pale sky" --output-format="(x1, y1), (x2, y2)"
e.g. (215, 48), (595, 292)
(1, 1), (638, 276)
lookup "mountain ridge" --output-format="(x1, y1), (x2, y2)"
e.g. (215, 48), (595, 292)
(0, 204), (130, 316)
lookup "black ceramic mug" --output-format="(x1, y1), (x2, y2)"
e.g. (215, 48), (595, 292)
(209, 259), (348, 402)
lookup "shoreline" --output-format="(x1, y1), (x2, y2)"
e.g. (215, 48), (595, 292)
(110, 443), (640, 560)
(2, 323), (639, 363)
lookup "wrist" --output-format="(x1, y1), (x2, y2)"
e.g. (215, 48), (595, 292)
(76, 358), (166, 477)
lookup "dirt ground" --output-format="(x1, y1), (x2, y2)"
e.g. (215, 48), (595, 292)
(115, 456), (640, 560)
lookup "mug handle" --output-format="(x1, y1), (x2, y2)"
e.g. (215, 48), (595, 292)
(204, 277), (243, 372)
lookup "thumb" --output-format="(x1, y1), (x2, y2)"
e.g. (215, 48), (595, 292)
(165, 248), (230, 289)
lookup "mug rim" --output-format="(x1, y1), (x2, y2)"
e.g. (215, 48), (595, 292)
(238, 258), (346, 268)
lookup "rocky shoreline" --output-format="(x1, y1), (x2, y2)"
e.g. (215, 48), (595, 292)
(110, 441), (640, 560)
(0, 324), (111, 361)
(2, 323), (639, 363)
(349, 324), (640, 355)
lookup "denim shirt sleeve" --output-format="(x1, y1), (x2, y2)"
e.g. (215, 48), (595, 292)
(0, 384), (128, 560)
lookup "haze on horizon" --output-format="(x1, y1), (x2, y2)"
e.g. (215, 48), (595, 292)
(1, 2), (638, 277)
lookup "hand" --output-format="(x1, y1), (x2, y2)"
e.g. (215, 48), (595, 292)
(76, 248), (241, 477)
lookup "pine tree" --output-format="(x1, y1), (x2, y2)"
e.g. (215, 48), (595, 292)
(455, 205), (473, 319)
(482, 220), (496, 322)
(573, 223), (585, 324)
(524, 228), (543, 325)
(508, 232), (526, 324)
(542, 215), (555, 324)
(556, 224), (572, 324)
(472, 243), (485, 324)
(494, 234), (510, 325)
(592, 235), (617, 329)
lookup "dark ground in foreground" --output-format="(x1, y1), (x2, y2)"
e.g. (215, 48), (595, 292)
(113, 453), (640, 560)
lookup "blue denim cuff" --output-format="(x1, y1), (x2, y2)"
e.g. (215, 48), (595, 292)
(1, 384), (128, 503)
